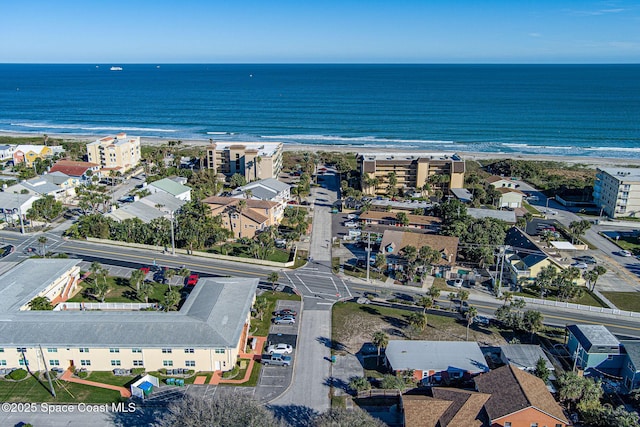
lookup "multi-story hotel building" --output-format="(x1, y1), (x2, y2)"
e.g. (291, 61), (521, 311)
(86, 133), (141, 173)
(593, 167), (640, 218)
(206, 142), (283, 181)
(0, 259), (257, 373)
(357, 152), (465, 196)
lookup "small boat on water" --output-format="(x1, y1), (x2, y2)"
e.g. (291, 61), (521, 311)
(110, 66), (123, 71)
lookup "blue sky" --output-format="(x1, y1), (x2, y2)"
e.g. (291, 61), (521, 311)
(2, 0), (638, 63)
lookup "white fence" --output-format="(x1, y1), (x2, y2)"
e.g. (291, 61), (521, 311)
(517, 296), (640, 318)
(54, 302), (157, 311)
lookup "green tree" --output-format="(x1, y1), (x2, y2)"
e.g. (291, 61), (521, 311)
(427, 286), (441, 301)
(138, 280), (153, 304)
(380, 374), (406, 391)
(395, 211), (409, 227)
(348, 376), (371, 394)
(372, 331), (388, 357)
(569, 219), (592, 244)
(129, 269), (146, 292)
(253, 296), (269, 321)
(465, 306), (478, 341)
(92, 271), (109, 303)
(523, 310), (544, 342)
(164, 268), (176, 286)
(267, 272), (280, 291)
(229, 173), (247, 188)
(27, 195), (63, 222)
(456, 289), (469, 312)
(28, 296), (53, 311)
(163, 288), (181, 311)
(407, 312), (427, 338)
(534, 356), (550, 383)
(38, 235), (48, 257)
(557, 371), (603, 413)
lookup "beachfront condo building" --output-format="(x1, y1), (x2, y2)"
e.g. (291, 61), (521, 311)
(357, 152), (465, 196)
(593, 167), (640, 218)
(206, 142), (283, 182)
(86, 133), (141, 173)
(0, 259), (257, 373)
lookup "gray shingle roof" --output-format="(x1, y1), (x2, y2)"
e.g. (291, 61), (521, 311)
(0, 260), (258, 349)
(148, 177), (191, 197)
(385, 341), (489, 373)
(500, 344), (554, 371)
(568, 324), (620, 352)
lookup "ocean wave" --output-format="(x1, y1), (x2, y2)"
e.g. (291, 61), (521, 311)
(206, 131), (236, 135)
(583, 146), (640, 153)
(259, 134), (455, 145)
(10, 122), (177, 133)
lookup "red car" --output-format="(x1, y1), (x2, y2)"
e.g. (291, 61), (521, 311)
(187, 273), (199, 286)
(140, 267), (150, 274)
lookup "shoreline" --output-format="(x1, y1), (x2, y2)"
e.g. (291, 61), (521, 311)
(3, 130), (640, 168)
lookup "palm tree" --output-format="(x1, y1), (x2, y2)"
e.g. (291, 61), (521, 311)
(178, 267), (191, 285)
(236, 199), (247, 239)
(37, 235), (48, 257)
(501, 291), (513, 306)
(164, 288), (181, 311)
(407, 312), (427, 338)
(456, 289), (469, 312)
(253, 296), (269, 321)
(93, 268), (109, 303)
(427, 287), (441, 301)
(267, 272), (280, 291)
(129, 269), (146, 292)
(138, 281), (153, 304)
(417, 296), (433, 328)
(466, 306), (478, 341)
(164, 268), (176, 286)
(372, 331), (389, 358)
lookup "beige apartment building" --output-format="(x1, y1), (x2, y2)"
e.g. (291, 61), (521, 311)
(357, 153), (465, 196)
(0, 259), (257, 373)
(593, 167), (640, 218)
(86, 133), (141, 173)
(206, 142), (283, 181)
(202, 196), (281, 239)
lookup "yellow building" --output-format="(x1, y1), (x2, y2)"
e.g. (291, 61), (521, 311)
(202, 196), (281, 239)
(0, 259), (258, 373)
(86, 133), (141, 173)
(12, 145), (54, 166)
(206, 142), (283, 181)
(357, 152), (465, 196)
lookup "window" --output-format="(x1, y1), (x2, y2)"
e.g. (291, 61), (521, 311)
(0, 360), (6, 366)
(214, 348), (225, 354)
(530, 423), (538, 427)
(49, 360), (60, 366)
(556, 424), (563, 427)
(163, 360), (173, 367)
(109, 348), (120, 353)
(162, 348), (172, 354)
(16, 347), (26, 353)
(81, 360), (91, 366)
(133, 360), (144, 367)
(47, 348), (57, 353)
(132, 348), (142, 353)
(607, 355), (614, 360)
(19, 360), (29, 366)
(185, 361), (196, 367)
(184, 348), (194, 354)
(111, 360), (121, 366)
(0, 348), (3, 353)
(504, 423), (511, 427)
(79, 348), (89, 353)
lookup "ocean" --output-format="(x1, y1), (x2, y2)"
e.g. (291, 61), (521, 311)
(0, 64), (638, 158)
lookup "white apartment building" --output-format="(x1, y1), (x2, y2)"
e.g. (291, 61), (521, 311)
(593, 168), (640, 218)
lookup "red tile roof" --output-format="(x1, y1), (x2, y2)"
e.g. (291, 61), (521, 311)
(49, 160), (99, 177)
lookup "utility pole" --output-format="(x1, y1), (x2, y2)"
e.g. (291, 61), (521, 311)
(170, 211), (175, 255)
(366, 231), (371, 282)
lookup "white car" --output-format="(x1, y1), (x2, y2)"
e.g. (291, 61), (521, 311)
(344, 221), (359, 228)
(571, 262), (588, 269)
(266, 343), (293, 355)
(453, 278), (464, 288)
(347, 214), (359, 220)
(620, 250), (633, 257)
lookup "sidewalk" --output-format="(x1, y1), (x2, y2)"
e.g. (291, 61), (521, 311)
(60, 369), (131, 398)
(209, 336), (266, 385)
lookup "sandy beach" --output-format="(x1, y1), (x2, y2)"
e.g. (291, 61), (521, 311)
(3, 130), (640, 168)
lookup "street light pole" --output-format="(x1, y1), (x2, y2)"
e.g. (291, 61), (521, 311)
(366, 231), (371, 283)
(170, 212), (175, 255)
(545, 196), (555, 219)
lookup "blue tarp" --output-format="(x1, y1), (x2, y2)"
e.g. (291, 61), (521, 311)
(138, 381), (153, 394)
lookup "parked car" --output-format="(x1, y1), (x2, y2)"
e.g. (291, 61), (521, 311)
(261, 354), (292, 366)
(620, 250), (633, 257)
(266, 343), (293, 355)
(574, 255), (596, 264)
(453, 278), (464, 288)
(273, 309), (298, 317)
(273, 315), (296, 325)
(571, 262), (588, 270)
(186, 273), (199, 286)
(474, 316), (490, 326)
(347, 213), (359, 220)
(139, 266), (151, 274)
(344, 221), (359, 228)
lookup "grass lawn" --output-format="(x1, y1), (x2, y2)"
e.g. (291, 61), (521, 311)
(83, 371), (137, 387)
(514, 288), (606, 308)
(68, 277), (175, 305)
(342, 264), (387, 281)
(209, 244), (291, 263)
(332, 301), (507, 355)
(600, 292), (640, 312)
(523, 202), (543, 216)
(612, 237), (640, 254)
(0, 373), (123, 403)
(251, 291), (302, 337)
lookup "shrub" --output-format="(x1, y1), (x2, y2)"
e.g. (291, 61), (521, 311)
(75, 370), (89, 379)
(7, 368), (28, 381)
(132, 368), (145, 376)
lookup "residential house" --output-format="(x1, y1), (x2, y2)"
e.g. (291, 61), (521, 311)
(593, 167), (640, 218)
(359, 211), (442, 233)
(402, 388), (491, 427)
(49, 160), (101, 183)
(499, 344), (554, 375)
(620, 340), (640, 392)
(86, 133), (141, 173)
(202, 196), (281, 239)
(147, 177), (192, 201)
(0, 192), (40, 226)
(385, 341), (489, 385)
(106, 192), (187, 224)
(379, 229), (458, 275)
(566, 324), (624, 376)
(13, 144), (60, 166)
(486, 175), (518, 189)
(0, 145), (15, 161)
(451, 187), (474, 203)
(206, 142), (283, 181)
(6, 172), (76, 202)
(357, 152), (465, 196)
(0, 259), (258, 373)
(231, 178), (291, 220)
(368, 198), (432, 213)
(475, 364), (570, 427)
(496, 187), (525, 209)
(467, 208), (516, 224)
